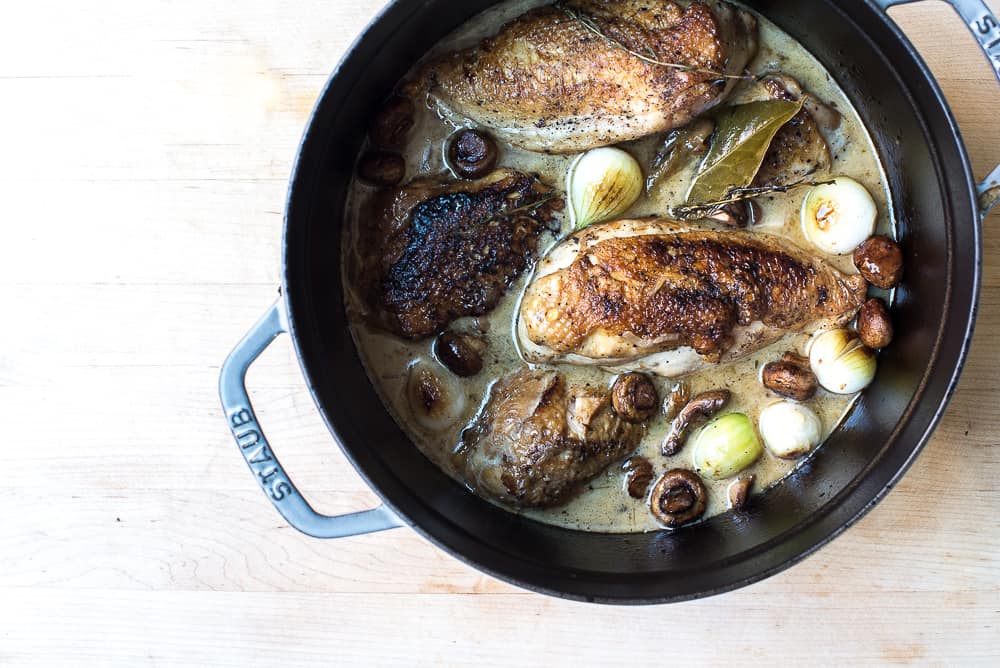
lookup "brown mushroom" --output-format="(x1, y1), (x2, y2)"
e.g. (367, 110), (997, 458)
(646, 118), (715, 192)
(447, 129), (499, 179)
(357, 150), (406, 187)
(662, 382), (691, 421)
(762, 73), (842, 131)
(434, 331), (486, 378)
(857, 298), (893, 349)
(649, 469), (708, 528)
(728, 475), (755, 511)
(761, 353), (818, 401)
(611, 373), (659, 423)
(707, 200), (760, 228)
(622, 456), (654, 500)
(371, 95), (415, 149)
(853, 235), (904, 289)
(662, 390), (731, 456)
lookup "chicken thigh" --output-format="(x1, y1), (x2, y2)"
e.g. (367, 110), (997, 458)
(458, 368), (644, 508)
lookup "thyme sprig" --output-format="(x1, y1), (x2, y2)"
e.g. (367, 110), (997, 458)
(561, 6), (755, 82)
(668, 179), (834, 220)
(483, 192), (560, 225)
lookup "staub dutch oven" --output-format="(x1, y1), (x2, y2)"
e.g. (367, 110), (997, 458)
(221, 0), (1000, 603)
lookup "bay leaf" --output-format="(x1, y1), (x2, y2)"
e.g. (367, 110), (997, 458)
(686, 99), (805, 204)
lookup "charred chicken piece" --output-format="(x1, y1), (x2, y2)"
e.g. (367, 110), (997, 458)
(458, 369), (645, 508)
(406, 0), (758, 153)
(360, 169), (561, 340)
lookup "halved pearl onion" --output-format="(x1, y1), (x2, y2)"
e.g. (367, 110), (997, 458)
(758, 401), (823, 460)
(405, 360), (466, 431)
(567, 147), (643, 229)
(801, 177), (877, 255)
(808, 329), (877, 395)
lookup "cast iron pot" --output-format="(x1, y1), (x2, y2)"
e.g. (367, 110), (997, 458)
(220, 0), (1000, 604)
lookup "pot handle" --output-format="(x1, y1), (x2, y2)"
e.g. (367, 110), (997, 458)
(877, 0), (1000, 81)
(219, 299), (404, 538)
(875, 0), (1000, 217)
(979, 163), (1000, 217)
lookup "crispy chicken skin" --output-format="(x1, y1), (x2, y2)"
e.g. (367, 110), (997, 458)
(518, 219), (867, 372)
(458, 368), (644, 508)
(407, 0), (758, 153)
(752, 75), (834, 187)
(360, 169), (561, 340)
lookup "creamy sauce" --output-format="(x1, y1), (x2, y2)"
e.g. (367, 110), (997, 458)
(343, 1), (894, 533)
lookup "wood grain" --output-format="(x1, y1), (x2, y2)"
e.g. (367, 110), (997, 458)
(0, 0), (997, 665)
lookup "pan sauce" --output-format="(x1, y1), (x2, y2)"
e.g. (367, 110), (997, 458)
(343, 0), (893, 533)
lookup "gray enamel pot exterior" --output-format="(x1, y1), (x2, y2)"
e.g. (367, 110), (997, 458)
(221, 0), (998, 603)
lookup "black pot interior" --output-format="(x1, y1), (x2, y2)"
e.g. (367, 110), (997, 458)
(282, 0), (980, 603)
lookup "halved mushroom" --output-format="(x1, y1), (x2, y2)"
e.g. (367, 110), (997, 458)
(371, 95), (415, 149)
(611, 373), (659, 423)
(358, 150), (406, 187)
(649, 469), (708, 528)
(646, 118), (715, 193)
(662, 390), (731, 456)
(761, 73), (842, 132)
(761, 352), (818, 401)
(447, 129), (499, 179)
(706, 200), (760, 228)
(662, 382), (691, 421)
(622, 456), (655, 500)
(435, 331), (487, 378)
(728, 475), (755, 511)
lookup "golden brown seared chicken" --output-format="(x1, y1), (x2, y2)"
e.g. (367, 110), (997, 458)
(407, 0), (758, 153)
(518, 219), (867, 377)
(751, 73), (839, 187)
(457, 368), (644, 508)
(359, 169), (562, 340)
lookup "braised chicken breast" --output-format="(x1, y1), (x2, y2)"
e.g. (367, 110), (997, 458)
(518, 219), (867, 376)
(407, 0), (759, 153)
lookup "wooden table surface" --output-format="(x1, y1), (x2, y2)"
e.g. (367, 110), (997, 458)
(2, 1), (997, 665)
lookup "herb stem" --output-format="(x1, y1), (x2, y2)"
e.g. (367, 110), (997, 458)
(561, 6), (753, 82)
(484, 193), (559, 225)
(669, 179), (834, 220)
